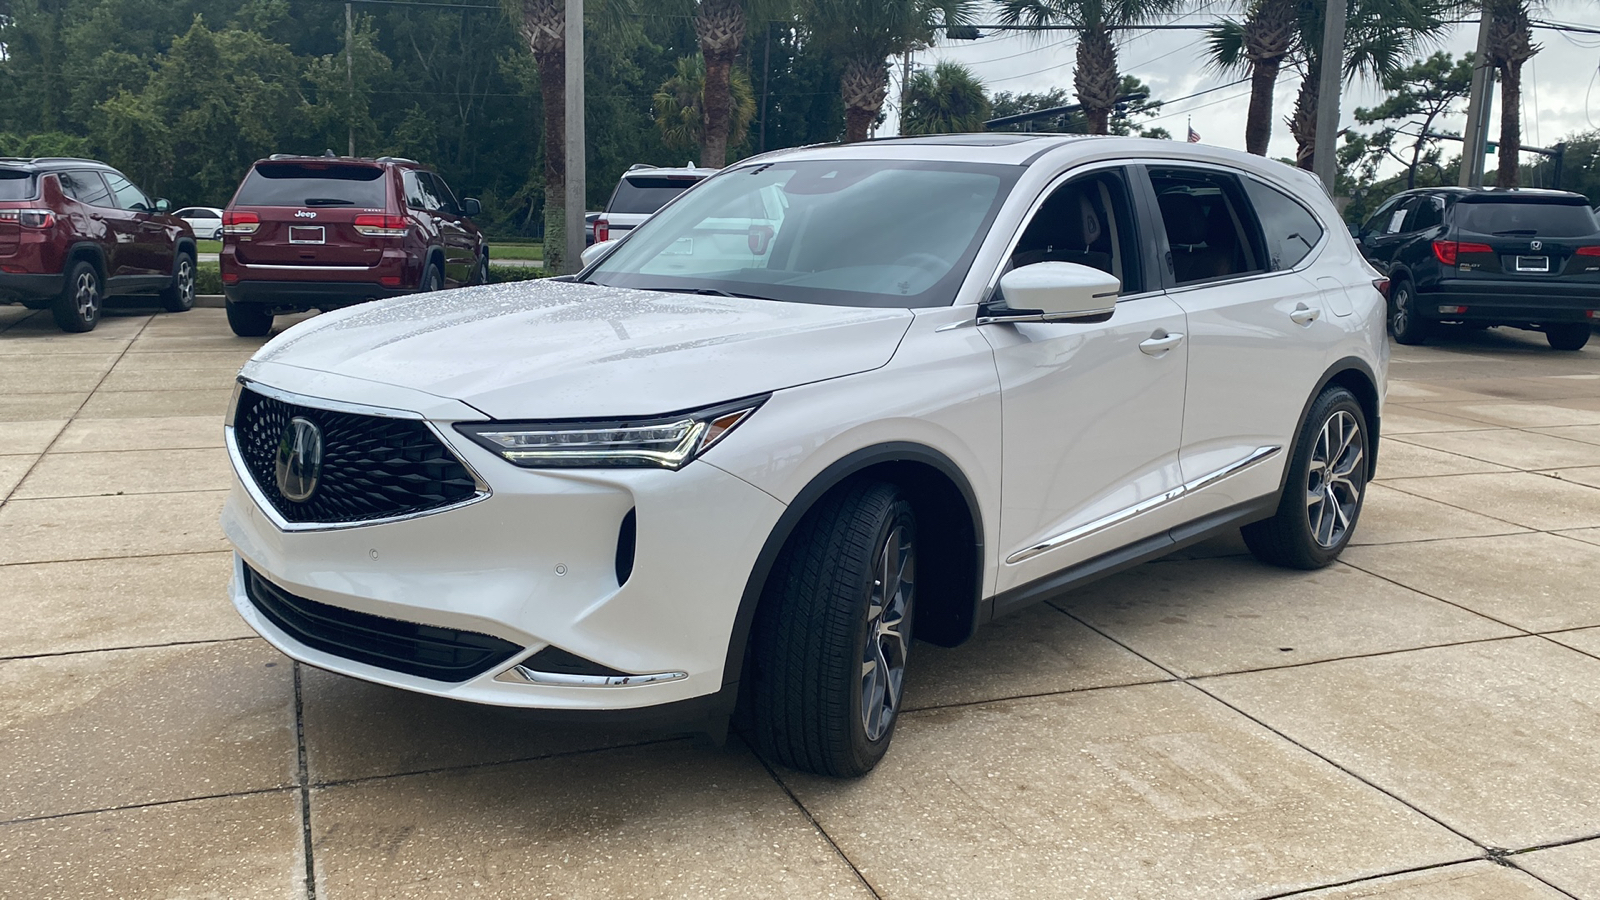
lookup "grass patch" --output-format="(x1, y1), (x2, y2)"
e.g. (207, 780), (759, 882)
(490, 242), (543, 260)
(196, 239), (222, 254)
(195, 260), (545, 295)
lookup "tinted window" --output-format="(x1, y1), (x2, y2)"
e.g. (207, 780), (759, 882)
(234, 163), (388, 208)
(60, 171), (113, 207)
(1454, 200), (1598, 237)
(1149, 167), (1265, 284)
(1407, 195), (1444, 231)
(589, 160), (1021, 309)
(607, 176), (702, 215)
(1362, 198), (1401, 237)
(103, 172), (153, 212)
(1010, 168), (1142, 294)
(426, 173), (461, 214)
(1243, 178), (1324, 270)
(0, 169), (38, 201)
(402, 170), (440, 210)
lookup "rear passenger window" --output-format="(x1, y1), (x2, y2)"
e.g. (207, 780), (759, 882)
(1009, 167), (1142, 295)
(1242, 178), (1324, 270)
(1405, 196), (1444, 232)
(1149, 167), (1265, 284)
(60, 171), (113, 208)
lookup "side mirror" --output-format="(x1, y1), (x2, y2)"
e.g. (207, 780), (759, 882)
(155, 198), (171, 213)
(1347, 223), (1360, 238)
(580, 238), (620, 268)
(991, 262), (1119, 323)
(460, 197), (482, 217)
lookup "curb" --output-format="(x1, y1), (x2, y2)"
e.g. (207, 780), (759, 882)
(196, 294), (225, 309)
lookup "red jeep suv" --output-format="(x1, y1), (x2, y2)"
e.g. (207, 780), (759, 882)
(0, 157), (198, 332)
(220, 155), (488, 336)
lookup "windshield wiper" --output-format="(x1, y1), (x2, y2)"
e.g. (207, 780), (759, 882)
(638, 286), (777, 302)
(303, 197), (356, 207)
(1491, 229), (1537, 236)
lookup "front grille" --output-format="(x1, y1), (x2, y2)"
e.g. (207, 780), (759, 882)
(233, 387), (478, 524)
(243, 565), (522, 682)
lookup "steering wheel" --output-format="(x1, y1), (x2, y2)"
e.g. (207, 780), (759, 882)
(892, 252), (948, 274)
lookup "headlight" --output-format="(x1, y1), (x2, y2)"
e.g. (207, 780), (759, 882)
(454, 395), (767, 470)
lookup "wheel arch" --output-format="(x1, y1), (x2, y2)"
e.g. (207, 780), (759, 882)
(1282, 357), (1383, 486)
(722, 442), (987, 697)
(174, 236), (197, 260)
(64, 242), (108, 280)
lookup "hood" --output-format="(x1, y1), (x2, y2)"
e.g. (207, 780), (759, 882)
(247, 279), (913, 419)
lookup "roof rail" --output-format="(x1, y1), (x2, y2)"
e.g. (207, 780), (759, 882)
(375, 156), (419, 165)
(626, 163), (657, 171)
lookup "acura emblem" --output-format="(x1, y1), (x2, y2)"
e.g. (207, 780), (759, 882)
(295, 210), (317, 219)
(274, 417), (324, 503)
(1530, 240), (1542, 251)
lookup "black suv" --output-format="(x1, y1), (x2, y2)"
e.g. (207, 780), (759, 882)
(1354, 187), (1600, 350)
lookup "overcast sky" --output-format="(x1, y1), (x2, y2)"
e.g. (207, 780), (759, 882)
(887, 0), (1600, 179)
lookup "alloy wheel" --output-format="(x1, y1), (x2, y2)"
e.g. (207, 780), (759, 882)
(176, 257), (195, 305)
(75, 270), (100, 320)
(1391, 285), (1410, 335)
(861, 524), (914, 742)
(1306, 410), (1363, 548)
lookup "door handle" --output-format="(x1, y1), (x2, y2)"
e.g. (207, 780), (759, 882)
(1290, 304), (1321, 326)
(1139, 331), (1185, 356)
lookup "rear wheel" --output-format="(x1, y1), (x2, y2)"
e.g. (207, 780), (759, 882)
(1243, 386), (1369, 570)
(225, 298), (273, 337)
(1547, 324), (1591, 351)
(51, 261), (102, 333)
(1388, 279), (1430, 345)
(750, 480), (916, 777)
(420, 263), (443, 293)
(160, 251), (196, 312)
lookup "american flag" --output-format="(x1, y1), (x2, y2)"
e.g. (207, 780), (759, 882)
(1187, 124), (1201, 143)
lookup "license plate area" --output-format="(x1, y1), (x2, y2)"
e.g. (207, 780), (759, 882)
(1514, 255), (1549, 273)
(289, 226), (325, 245)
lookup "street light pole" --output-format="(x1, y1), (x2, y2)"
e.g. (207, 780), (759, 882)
(564, 0), (585, 275)
(346, 2), (356, 157)
(1459, 4), (1494, 187)
(1311, 0), (1347, 192)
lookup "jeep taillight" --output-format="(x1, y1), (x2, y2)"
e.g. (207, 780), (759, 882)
(222, 211), (259, 235)
(353, 214), (408, 237)
(0, 210), (55, 228)
(595, 217), (609, 243)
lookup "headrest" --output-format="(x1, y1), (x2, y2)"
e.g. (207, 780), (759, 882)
(1157, 192), (1208, 246)
(1054, 192), (1103, 250)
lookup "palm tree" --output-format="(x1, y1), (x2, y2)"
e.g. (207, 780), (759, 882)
(694, 0), (788, 167)
(1485, 0), (1536, 187)
(1203, 0), (1297, 155)
(654, 54), (759, 153)
(995, 0), (1185, 135)
(802, 0), (976, 142)
(902, 61), (991, 133)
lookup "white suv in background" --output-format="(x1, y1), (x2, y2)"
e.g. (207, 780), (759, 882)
(593, 163), (716, 243)
(222, 135), (1387, 777)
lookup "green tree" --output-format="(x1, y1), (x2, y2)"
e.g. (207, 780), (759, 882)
(1351, 51), (1473, 189)
(303, 12), (393, 158)
(1204, 0), (1296, 155)
(653, 53), (757, 154)
(1485, 0), (1536, 187)
(995, 0), (1184, 135)
(692, 0), (788, 167)
(987, 76), (1165, 136)
(801, 0), (975, 142)
(901, 60), (989, 134)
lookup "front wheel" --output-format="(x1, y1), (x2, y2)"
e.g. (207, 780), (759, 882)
(1547, 324), (1591, 351)
(1243, 386), (1369, 570)
(472, 253), (490, 286)
(750, 480), (916, 777)
(1388, 280), (1430, 345)
(160, 252), (196, 312)
(51, 261), (102, 333)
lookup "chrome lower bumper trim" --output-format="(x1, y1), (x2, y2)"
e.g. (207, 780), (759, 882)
(495, 665), (688, 688)
(1006, 445), (1282, 564)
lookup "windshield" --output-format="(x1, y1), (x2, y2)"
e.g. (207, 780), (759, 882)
(234, 162), (388, 208)
(1454, 199), (1598, 238)
(586, 160), (1020, 308)
(0, 170), (38, 201)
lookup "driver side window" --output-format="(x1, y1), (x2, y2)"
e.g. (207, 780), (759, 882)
(1008, 168), (1142, 295)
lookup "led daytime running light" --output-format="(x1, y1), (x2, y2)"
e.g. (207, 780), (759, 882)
(456, 398), (765, 470)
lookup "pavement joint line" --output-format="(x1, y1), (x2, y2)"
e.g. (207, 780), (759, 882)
(901, 674), (1179, 717)
(1050, 603), (1493, 852)
(0, 315), (156, 507)
(293, 663), (318, 900)
(1376, 477), (1586, 531)
(1180, 633), (1535, 681)
(0, 784), (296, 829)
(744, 734), (885, 900)
(1245, 855), (1491, 900)
(6, 485), (233, 502)
(304, 735), (693, 792)
(0, 635), (258, 663)
(0, 546), (233, 568)
(1533, 632), (1600, 665)
(41, 444), (225, 454)
(1333, 557), (1546, 638)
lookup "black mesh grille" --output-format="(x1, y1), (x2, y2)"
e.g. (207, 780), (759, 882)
(233, 387), (478, 524)
(244, 565), (522, 682)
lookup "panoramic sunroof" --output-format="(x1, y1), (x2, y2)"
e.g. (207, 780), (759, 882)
(876, 134), (1048, 146)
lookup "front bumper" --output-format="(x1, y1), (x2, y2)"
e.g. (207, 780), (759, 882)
(222, 392), (785, 714)
(1419, 279), (1600, 325)
(0, 271), (63, 302)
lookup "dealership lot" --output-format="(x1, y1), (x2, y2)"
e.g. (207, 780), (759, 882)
(2, 305), (1599, 899)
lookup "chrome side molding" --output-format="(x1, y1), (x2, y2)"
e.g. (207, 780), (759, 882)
(1006, 445), (1282, 565)
(495, 665), (688, 688)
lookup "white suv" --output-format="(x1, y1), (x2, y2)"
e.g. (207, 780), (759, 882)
(222, 135), (1387, 777)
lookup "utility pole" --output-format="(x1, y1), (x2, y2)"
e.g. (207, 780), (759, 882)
(563, 0), (585, 275)
(346, 2), (355, 157)
(759, 22), (772, 153)
(899, 52), (913, 135)
(1459, 3), (1493, 187)
(1311, 0), (1347, 192)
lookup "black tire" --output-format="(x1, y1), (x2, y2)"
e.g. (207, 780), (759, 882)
(159, 251), (196, 312)
(750, 480), (917, 777)
(472, 253), (490, 286)
(1243, 386), (1370, 570)
(1546, 324), (1591, 351)
(51, 260), (102, 333)
(225, 298), (273, 337)
(1388, 279), (1430, 345)
(420, 262), (443, 293)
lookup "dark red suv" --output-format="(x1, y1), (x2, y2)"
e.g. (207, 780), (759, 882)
(0, 157), (198, 332)
(220, 155), (488, 336)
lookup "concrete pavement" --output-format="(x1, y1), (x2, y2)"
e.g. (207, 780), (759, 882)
(1, 305), (1598, 899)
